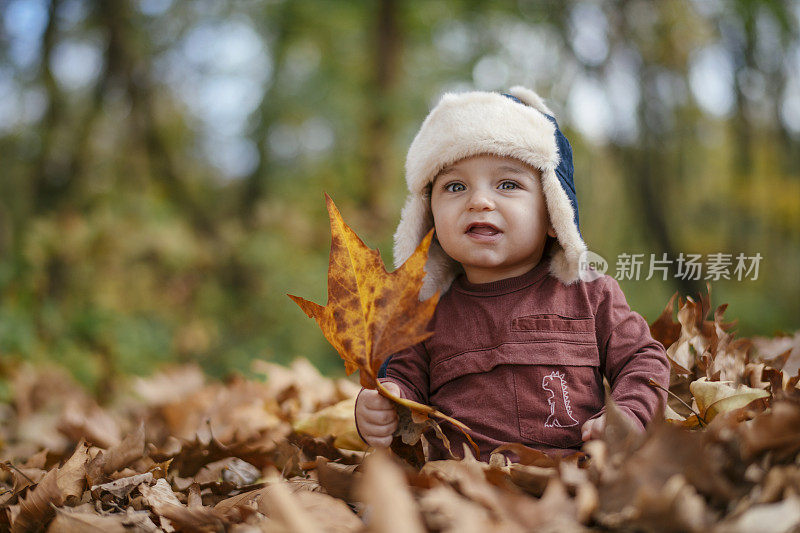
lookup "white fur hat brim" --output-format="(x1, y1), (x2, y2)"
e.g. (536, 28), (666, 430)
(394, 86), (587, 299)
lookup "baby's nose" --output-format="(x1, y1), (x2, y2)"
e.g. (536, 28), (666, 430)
(467, 189), (495, 211)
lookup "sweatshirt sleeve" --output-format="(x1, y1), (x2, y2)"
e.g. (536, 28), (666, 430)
(353, 342), (430, 444)
(589, 276), (671, 431)
(382, 342), (430, 404)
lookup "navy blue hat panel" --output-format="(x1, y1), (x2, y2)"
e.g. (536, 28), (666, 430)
(543, 114), (581, 238)
(500, 92), (581, 238)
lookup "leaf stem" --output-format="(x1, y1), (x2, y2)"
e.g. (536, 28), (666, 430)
(647, 378), (706, 427)
(5, 462), (36, 485)
(376, 380), (480, 457)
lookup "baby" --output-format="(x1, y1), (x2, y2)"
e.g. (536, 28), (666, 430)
(354, 86), (670, 463)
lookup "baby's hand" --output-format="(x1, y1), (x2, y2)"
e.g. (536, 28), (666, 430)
(581, 413), (606, 441)
(355, 381), (401, 448)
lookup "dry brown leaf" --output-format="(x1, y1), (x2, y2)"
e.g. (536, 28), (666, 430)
(506, 463), (555, 497)
(21, 449), (48, 470)
(213, 469), (311, 512)
(357, 449), (426, 533)
(417, 484), (495, 533)
(753, 331), (800, 377)
(156, 503), (228, 533)
(739, 400), (800, 462)
(3, 284), (800, 533)
(650, 291), (682, 349)
(594, 414), (741, 525)
(287, 432), (363, 465)
(48, 507), (129, 533)
(251, 358), (345, 420)
(186, 483), (202, 509)
(762, 366), (800, 401)
(314, 457), (359, 502)
(102, 421), (146, 476)
(56, 440), (88, 505)
(139, 477), (182, 510)
(716, 495), (800, 533)
(140, 477), (230, 532)
(0, 462), (46, 495)
(291, 490), (363, 532)
(667, 295), (711, 372)
(601, 395), (646, 464)
(254, 479), (321, 533)
(195, 457), (259, 487)
(419, 445), (512, 518)
(214, 484), (272, 517)
(119, 508), (161, 532)
(57, 399), (121, 449)
(92, 472), (153, 499)
(600, 473), (713, 532)
(11, 467), (63, 533)
(491, 442), (559, 468)
(132, 365), (206, 406)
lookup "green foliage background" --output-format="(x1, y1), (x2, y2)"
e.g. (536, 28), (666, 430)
(0, 0), (798, 396)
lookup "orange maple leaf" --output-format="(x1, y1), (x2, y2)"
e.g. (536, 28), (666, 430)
(288, 195), (476, 457)
(288, 194), (439, 388)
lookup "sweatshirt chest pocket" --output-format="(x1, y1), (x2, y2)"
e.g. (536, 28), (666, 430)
(510, 314), (596, 343)
(428, 315), (603, 450)
(509, 315), (602, 448)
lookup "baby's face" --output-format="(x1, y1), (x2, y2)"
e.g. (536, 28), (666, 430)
(430, 154), (555, 284)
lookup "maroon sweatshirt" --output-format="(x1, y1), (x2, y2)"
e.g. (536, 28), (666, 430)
(355, 257), (670, 463)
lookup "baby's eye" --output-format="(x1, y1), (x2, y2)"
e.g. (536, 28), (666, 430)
(499, 181), (519, 190)
(445, 182), (465, 192)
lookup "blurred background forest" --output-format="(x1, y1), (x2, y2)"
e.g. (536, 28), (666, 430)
(0, 0), (798, 398)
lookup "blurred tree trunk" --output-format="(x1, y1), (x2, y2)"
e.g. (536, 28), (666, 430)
(360, 0), (401, 225)
(730, 5), (757, 180)
(61, 15), (123, 203)
(607, 0), (704, 299)
(96, 0), (214, 235)
(240, 1), (296, 224)
(31, 0), (65, 213)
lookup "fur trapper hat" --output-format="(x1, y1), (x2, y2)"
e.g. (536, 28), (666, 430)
(394, 86), (587, 299)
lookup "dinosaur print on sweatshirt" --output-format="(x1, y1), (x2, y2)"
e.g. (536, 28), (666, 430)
(542, 370), (579, 428)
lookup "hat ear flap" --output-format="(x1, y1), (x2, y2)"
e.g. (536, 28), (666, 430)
(393, 193), (460, 300)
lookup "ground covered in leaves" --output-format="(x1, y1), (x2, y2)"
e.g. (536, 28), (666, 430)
(2, 290), (800, 532)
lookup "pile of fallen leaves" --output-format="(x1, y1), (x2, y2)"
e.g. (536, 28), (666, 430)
(1, 287), (800, 532)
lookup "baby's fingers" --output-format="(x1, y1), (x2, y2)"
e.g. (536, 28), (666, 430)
(590, 416), (606, 438)
(366, 434), (393, 448)
(581, 419), (597, 441)
(362, 420), (398, 448)
(362, 407), (398, 426)
(380, 381), (402, 398)
(362, 419), (398, 436)
(361, 389), (394, 410)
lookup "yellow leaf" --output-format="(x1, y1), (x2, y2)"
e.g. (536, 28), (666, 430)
(288, 194), (439, 387)
(289, 195), (477, 457)
(689, 378), (769, 422)
(293, 397), (368, 452)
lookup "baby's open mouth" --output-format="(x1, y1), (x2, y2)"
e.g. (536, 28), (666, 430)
(466, 223), (501, 236)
